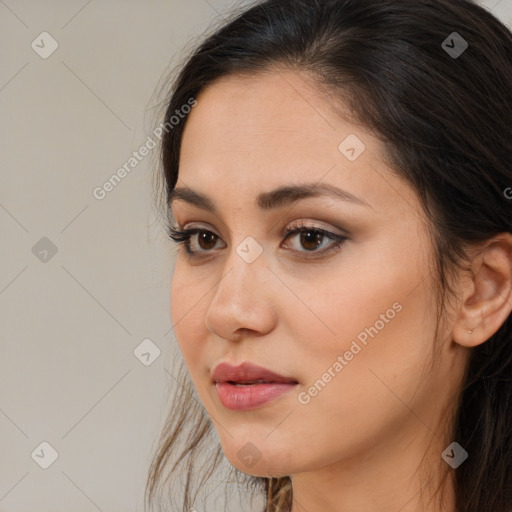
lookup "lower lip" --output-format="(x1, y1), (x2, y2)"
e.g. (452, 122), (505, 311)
(215, 382), (298, 411)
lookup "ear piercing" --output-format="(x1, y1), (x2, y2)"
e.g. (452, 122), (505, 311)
(467, 310), (485, 334)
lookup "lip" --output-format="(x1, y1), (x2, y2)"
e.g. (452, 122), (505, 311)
(211, 361), (299, 411)
(212, 361), (298, 385)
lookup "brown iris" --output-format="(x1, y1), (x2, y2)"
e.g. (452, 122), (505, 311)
(299, 231), (324, 251)
(198, 231), (218, 250)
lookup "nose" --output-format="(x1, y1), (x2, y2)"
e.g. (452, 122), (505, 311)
(203, 250), (278, 341)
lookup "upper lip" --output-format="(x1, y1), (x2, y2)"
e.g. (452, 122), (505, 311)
(212, 361), (298, 384)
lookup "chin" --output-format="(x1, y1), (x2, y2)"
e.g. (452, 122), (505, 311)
(221, 440), (297, 478)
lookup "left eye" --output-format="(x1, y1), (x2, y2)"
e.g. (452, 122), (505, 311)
(282, 226), (346, 253)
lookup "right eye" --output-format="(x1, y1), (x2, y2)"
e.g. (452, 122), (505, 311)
(168, 225), (225, 255)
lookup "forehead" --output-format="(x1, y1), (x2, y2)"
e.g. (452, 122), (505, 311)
(176, 69), (416, 218)
(181, 69), (357, 159)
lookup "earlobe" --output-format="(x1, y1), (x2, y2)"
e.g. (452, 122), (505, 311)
(452, 233), (512, 348)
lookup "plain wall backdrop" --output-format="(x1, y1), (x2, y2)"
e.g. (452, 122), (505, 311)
(0, 1), (510, 511)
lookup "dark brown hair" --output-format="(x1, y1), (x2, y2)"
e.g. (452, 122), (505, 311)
(146, 1), (512, 510)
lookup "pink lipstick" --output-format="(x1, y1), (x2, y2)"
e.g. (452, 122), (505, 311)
(212, 361), (299, 411)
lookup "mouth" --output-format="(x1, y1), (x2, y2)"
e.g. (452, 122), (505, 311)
(211, 361), (299, 385)
(227, 379), (285, 386)
(211, 361), (299, 411)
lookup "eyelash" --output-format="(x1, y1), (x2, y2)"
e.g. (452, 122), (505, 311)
(167, 221), (347, 259)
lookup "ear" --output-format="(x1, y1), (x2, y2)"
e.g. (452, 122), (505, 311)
(452, 233), (512, 348)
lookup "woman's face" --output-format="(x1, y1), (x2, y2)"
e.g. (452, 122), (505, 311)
(169, 69), (466, 478)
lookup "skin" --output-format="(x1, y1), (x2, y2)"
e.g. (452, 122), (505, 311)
(169, 69), (512, 512)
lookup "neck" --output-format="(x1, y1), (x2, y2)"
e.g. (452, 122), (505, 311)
(289, 421), (456, 512)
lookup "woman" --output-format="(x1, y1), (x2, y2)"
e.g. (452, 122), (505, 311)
(146, 1), (512, 511)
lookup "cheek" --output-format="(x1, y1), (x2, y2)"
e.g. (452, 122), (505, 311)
(170, 265), (208, 375)
(304, 265), (434, 423)
(288, 278), (433, 414)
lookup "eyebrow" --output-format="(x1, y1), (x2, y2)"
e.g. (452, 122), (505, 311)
(168, 182), (371, 213)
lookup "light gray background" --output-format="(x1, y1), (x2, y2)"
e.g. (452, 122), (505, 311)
(1, 1), (510, 511)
